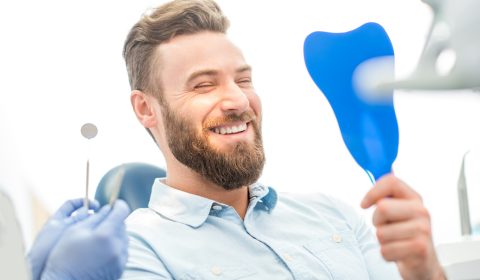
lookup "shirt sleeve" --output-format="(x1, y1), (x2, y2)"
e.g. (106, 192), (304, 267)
(120, 231), (173, 280)
(323, 195), (402, 280)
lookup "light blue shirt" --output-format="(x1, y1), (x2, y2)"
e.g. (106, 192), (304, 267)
(122, 179), (401, 279)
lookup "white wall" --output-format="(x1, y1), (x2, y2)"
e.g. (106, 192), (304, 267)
(1, 0), (479, 245)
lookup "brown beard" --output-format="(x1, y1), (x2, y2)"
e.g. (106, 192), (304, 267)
(161, 104), (265, 190)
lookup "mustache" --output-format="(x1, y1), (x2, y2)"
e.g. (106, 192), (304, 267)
(203, 111), (257, 130)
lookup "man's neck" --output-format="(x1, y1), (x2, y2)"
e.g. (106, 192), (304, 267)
(165, 163), (249, 219)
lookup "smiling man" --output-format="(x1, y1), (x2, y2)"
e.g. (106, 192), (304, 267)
(121, 0), (446, 279)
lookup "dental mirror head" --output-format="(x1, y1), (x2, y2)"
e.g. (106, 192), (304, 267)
(81, 123), (98, 140)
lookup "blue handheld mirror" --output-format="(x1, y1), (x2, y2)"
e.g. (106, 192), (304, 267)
(304, 22), (398, 181)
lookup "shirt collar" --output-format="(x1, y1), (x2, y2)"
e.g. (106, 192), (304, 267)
(148, 179), (278, 227)
(248, 182), (278, 212)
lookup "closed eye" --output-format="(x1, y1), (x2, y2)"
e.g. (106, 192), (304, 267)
(237, 78), (253, 86)
(194, 83), (216, 93)
(195, 82), (214, 88)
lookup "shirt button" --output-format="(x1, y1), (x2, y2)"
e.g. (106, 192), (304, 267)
(212, 205), (222, 211)
(283, 253), (293, 261)
(332, 233), (342, 243)
(211, 266), (222, 276)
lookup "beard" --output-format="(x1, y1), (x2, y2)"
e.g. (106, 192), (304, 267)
(161, 104), (265, 190)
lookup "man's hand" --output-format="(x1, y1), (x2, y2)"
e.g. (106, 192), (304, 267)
(361, 174), (446, 280)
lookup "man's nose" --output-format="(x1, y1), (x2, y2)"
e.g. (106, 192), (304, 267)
(219, 82), (250, 114)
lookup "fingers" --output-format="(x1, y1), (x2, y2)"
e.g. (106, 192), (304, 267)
(376, 219), (432, 244)
(52, 199), (100, 219)
(97, 200), (131, 232)
(379, 235), (431, 262)
(69, 200), (130, 231)
(360, 175), (443, 278)
(372, 199), (430, 226)
(361, 174), (420, 209)
(52, 198), (84, 219)
(75, 204), (112, 228)
(64, 208), (90, 224)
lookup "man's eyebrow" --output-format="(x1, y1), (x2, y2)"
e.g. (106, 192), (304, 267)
(236, 65), (252, 74)
(186, 69), (218, 84)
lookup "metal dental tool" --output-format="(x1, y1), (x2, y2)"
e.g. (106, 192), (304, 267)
(80, 123), (98, 210)
(458, 151), (472, 236)
(108, 164), (126, 207)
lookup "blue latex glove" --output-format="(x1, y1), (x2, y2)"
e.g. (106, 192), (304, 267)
(27, 198), (100, 280)
(40, 200), (131, 280)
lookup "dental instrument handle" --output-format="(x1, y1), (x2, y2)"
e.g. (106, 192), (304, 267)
(84, 160), (90, 210)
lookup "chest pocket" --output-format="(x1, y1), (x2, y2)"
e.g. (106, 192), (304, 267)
(179, 264), (258, 280)
(303, 230), (370, 279)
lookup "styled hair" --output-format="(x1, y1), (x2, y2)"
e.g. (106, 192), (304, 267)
(123, 0), (230, 103)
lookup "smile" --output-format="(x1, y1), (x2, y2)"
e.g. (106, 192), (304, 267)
(210, 122), (248, 135)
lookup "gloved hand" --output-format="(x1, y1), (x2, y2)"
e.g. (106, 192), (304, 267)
(40, 200), (131, 280)
(27, 198), (100, 280)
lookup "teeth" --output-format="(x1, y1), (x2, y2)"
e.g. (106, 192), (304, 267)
(212, 123), (248, 135)
(239, 123), (247, 132)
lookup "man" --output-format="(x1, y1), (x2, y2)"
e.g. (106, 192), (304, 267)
(122, 0), (446, 279)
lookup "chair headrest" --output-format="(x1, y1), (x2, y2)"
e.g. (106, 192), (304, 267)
(95, 162), (166, 210)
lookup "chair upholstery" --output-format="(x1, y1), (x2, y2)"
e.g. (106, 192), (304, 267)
(95, 162), (166, 211)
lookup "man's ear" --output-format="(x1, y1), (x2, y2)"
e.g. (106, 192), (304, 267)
(131, 90), (158, 129)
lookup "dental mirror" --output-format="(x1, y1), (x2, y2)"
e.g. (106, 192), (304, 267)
(81, 123), (98, 209)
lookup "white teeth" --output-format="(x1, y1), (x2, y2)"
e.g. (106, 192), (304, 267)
(212, 123), (248, 135)
(239, 123), (247, 132)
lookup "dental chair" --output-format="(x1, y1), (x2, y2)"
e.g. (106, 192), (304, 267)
(94, 162), (166, 211)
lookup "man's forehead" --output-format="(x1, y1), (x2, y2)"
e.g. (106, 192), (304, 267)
(155, 32), (249, 80)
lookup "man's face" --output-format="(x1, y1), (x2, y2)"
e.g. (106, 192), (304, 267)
(155, 31), (265, 190)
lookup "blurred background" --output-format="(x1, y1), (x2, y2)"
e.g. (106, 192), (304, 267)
(1, 0), (479, 248)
